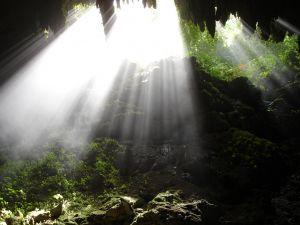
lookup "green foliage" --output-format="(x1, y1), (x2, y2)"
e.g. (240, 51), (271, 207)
(0, 139), (123, 212)
(181, 18), (300, 83)
(76, 139), (123, 191)
(0, 149), (75, 212)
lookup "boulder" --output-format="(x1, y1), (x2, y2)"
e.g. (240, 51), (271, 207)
(87, 197), (134, 225)
(132, 199), (220, 225)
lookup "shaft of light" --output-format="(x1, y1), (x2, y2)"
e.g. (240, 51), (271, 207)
(0, 0), (196, 148)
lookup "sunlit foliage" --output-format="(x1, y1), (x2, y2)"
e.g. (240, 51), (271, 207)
(181, 17), (300, 83)
(0, 139), (123, 212)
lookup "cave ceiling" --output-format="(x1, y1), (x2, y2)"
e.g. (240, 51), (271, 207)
(0, 0), (299, 54)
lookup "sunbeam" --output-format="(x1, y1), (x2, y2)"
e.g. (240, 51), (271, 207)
(0, 0), (197, 148)
(96, 0), (198, 143)
(108, 0), (185, 66)
(215, 15), (297, 87)
(1, 1), (300, 222)
(0, 6), (119, 147)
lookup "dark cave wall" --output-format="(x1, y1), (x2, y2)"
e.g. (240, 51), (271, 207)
(1, 0), (65, 34)
(0, 0), (92, 54)
(0, 0), (156, 53)
(0, 0), (299, 55)
(92, 0), (300, 38)
(1, 0), (299, 36)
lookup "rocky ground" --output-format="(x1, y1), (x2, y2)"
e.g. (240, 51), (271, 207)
(1, 191), (221, 225)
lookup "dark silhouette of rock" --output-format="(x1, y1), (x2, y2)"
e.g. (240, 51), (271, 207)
(228, 77), (263, 109)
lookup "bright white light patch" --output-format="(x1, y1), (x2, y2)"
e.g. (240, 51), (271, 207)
(0, 0), (188, 147)
(0, 7), (119, 146)
(109, 0), (185, 66)
(216, 15), (243, 47)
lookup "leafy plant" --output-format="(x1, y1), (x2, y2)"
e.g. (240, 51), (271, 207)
(0, 139), (123, 212)
(76, 138), (124, 192)
(181, 17), (300, 83)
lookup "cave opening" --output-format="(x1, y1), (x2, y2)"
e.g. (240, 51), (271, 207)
(0, 0), (196, 148)
(0, 1), (299, 225)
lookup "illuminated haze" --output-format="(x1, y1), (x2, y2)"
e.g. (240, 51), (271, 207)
(0, 0), (197, 148)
